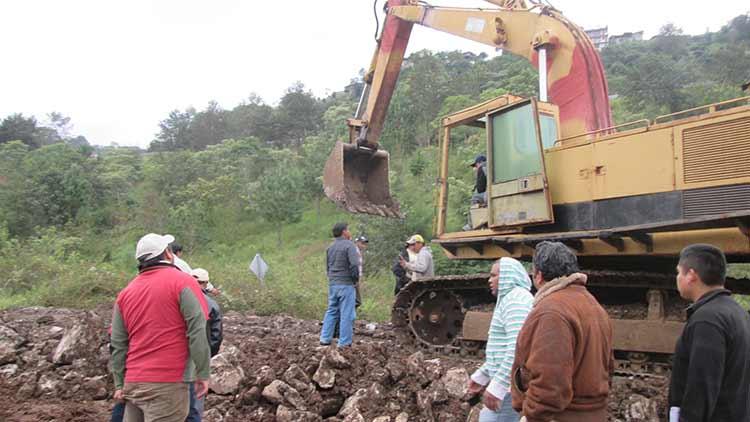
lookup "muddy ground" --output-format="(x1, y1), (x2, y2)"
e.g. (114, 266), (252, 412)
(0, 306), (666, 422)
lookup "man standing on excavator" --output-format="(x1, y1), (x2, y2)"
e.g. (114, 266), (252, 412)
(470, 154), (488, 205)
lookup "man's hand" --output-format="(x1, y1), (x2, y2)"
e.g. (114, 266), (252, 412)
(482, 390), (502, 411)
(195, 379), (210, 398)
(113, 389), (125, 402)
(398, 256), (407, 268)
(467, 379), (484, 396)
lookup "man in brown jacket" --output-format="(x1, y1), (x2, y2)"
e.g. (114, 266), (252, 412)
(511, 241), (614, 422)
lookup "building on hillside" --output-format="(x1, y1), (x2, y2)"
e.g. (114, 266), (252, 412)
(609, 31), (644, 45)
(584, 26), (608, 50)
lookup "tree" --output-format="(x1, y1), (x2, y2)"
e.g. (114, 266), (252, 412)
(274, 82), (324, 148)
(0, 114), (38, 148)
(150, 108), (196, 151)
(252, 155), (308, 246)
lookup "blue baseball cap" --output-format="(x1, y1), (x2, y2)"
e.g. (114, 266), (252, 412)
(470, 154), (486, 167)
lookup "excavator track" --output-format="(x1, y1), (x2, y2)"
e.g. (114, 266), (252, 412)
(391, 271), (750, 373)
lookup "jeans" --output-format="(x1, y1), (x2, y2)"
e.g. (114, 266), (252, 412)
(186, 382), (204, 422)
(111, 402), (125, 422)
(320, 284), (356, 347)
(478, 393), (520, 422)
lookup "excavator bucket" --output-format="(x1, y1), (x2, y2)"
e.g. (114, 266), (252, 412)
(323, 141), (402, 218)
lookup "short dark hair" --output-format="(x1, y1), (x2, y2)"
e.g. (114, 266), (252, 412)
(679, 244), (727, 286)
(170, 243), (183, 254)
(532, 241), (579, 282)
(137, 251), (168, 271)
(332, 222), (348, 238)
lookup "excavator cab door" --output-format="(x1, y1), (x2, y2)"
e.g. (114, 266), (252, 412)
(486, 98), (555, 228)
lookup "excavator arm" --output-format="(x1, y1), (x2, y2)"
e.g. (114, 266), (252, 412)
(323, 0), (612, 217)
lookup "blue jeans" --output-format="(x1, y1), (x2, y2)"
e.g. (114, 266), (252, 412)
(186, 382), (204, 422)
(478, 393), (520, 422)
(320, 284), (356, 347)
(111, 401), (125, 422)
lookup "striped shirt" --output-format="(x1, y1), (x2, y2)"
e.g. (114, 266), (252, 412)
(472, 257), (534, 398)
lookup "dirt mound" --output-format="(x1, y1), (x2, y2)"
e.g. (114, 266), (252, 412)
(0, 307), (666, 421)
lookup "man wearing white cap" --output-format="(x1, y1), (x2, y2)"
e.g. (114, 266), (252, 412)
(399, 234), (435, 280)
(110, 233), (211, 422)
(187, 268), (223, 422)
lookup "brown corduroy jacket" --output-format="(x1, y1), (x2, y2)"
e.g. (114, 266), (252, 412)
(511, 274), (614, 422)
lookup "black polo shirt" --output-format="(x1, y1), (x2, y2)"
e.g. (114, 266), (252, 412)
(668, 289), (750, 421)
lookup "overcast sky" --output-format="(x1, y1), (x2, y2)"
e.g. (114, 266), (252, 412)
(1, 0), (747, 148)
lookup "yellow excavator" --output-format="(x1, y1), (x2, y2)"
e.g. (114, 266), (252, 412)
(324, 0), (750, 371)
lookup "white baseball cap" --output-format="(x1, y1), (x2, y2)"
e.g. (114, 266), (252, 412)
(191, 268), (210, 282)
(135, 233), (175, 262)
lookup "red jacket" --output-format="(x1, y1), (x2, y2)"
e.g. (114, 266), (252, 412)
(111, 265), (209, 387)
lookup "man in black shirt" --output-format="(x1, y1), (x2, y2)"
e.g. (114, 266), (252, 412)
(470, 154), (487, 204)
(668, 244), (750, 421)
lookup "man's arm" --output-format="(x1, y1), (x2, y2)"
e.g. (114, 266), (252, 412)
(405, 250), (428, 274)
(677, 321), (726, 421)
(179, 288), (211, 381)
(110, 304), (129, 390)
(519, 312), (575, 422)
(208, 302), (223, 357)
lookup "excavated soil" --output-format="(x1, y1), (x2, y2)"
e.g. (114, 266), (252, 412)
(0, 306), (667, 422)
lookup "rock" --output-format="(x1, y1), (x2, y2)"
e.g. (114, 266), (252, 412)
(284, 364), (315, 397)
(16, 371), (39, 400)
(82, 375), (107, 400)
(416, 389), (434, 419)
(321, 394), (346, 418)
(367, 382), (386, 403)
(395, 412), (409, 422)
(313, 363), (336, 389)
(276, 405), (321, 422)
(386, 361), (405, 383)
(441, 367), (469, 399)
(323, 347), (351, 369)
(338, 388), (368, 418)
(284, 364), (311, 385)
(0, 363), (19, 377)
(210, 353), (245, 395)
(51, 324), (86, 365)
(623, 394), (659, 422)
(37, 373), (62, 396)
(204, 408), (224, 422)
(427, 381), (449, 405)
(406, 351), (424, 372)
(261, 380), (307, 410)
(342, 411), (365, 422)
(424, 358), (443, 380)
(373, 417), (391, 422)
(240, 386), (261, 405)
(0, 325), (23, 365)
(255, 365), (276, 388)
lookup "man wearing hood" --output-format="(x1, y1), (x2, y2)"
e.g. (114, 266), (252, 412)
(469, 258), (533, 422)
(511, 241), (613, 422)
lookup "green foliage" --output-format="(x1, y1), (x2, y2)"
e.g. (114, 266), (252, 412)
(3, 13), (750, 322)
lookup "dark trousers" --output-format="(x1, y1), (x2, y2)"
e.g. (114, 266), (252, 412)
(111, 402), (125, 422)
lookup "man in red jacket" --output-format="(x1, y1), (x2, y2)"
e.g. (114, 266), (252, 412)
(110, 233), (210, 422)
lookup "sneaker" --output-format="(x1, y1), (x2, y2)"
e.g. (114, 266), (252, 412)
(320, 341), (331, 346)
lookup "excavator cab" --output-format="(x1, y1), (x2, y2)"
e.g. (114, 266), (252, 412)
(437, 95), (559, 235)
(323, 141), (402, 218)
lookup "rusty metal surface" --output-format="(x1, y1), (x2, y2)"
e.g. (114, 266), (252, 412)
(612, 319), (684, 354)
(462, 311), (492, 341)
(323, 141), (402, 218)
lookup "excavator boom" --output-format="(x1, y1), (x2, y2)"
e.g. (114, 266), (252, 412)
(323, 0), (612, 217)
